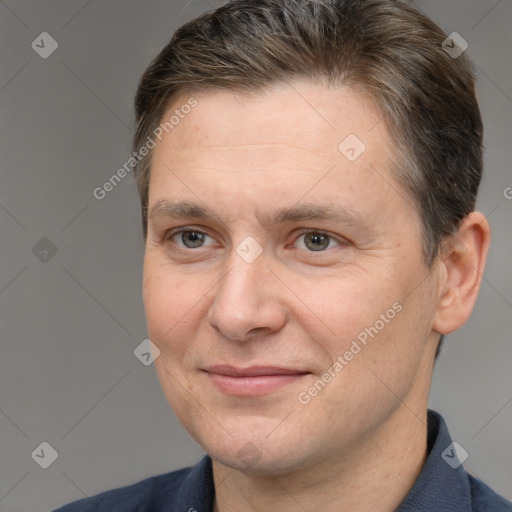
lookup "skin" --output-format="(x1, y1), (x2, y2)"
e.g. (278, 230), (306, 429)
(142, 81), (490, 512)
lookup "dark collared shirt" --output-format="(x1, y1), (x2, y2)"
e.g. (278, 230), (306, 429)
(53, 410), (512, 511)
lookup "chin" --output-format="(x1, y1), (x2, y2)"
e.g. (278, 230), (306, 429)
(202, 432), (313, 477)
(212, 448), (302, 476)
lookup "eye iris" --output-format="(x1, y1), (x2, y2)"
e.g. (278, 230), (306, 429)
(182, 231), (205, 248)
(179, 232), (332, 250)
(305, 232), (329, 251)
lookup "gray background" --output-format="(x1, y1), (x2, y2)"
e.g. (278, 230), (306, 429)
(0, 1), (510, 510)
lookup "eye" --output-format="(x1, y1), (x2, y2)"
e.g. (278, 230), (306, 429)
(294, 230), (342, 252)
(164, 228), (346, 253)
(167, 229), (216, 249)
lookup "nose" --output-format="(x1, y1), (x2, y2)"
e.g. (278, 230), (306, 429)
(207, 252), (288, 342)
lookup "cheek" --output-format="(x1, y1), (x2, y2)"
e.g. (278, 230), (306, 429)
(302, 272), (393, 349)
(143, 259), (206, 417)
(303, 264), (424, 391)
(142, 258), (200, 357)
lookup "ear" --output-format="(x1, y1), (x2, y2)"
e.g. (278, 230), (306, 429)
(432, 212), (491, 335)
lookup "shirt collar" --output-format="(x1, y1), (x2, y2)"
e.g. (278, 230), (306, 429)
(396, 409), (472, 511)
(179, 452), (215, 511)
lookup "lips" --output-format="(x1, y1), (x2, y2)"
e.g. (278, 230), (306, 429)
(203, 365), (310, 396)
(205, 365), (308, 377)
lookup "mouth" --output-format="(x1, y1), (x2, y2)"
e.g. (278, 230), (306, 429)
(202, 365), (311, 396)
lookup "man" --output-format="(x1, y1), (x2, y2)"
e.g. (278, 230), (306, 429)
(54, 0), (512, 510)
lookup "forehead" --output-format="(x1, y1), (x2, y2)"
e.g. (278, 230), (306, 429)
(147, 81), (412, 232)
(155, 82), (390, 163)
(150, 81), (396, 180)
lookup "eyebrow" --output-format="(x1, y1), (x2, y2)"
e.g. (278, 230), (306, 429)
(148, 199), (373, 231)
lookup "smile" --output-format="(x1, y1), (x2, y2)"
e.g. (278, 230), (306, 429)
(203, 365), (310, 396)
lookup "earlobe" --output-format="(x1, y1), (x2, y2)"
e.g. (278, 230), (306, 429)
(432, 212), (491, 335)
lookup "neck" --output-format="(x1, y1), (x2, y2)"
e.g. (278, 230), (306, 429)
(212, 403), (429, 512)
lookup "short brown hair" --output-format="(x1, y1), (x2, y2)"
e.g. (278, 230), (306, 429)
(133, 0), (483, 268)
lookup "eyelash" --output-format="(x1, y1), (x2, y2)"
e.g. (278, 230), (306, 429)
(163, 226), (348, 253)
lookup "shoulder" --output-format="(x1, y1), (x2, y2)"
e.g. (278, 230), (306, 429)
(468, 474), (512, 512)
(51, 466), (193, 512)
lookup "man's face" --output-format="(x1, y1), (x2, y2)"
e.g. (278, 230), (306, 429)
(143, 82), (440, 475)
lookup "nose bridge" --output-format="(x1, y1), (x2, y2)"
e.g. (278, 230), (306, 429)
(207, 246), (286, 341)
